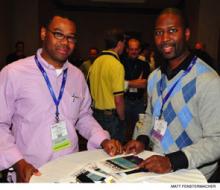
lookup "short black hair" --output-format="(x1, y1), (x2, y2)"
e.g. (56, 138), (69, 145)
(157, 7), (189, 29)
(104, 28), (125, 49)
(42, 13), (75, 28)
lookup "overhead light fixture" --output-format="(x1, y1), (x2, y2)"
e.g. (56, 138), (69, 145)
(91, 0), (146, 3)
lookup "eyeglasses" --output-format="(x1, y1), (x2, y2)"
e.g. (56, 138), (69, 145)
(47, 29), (77, 43)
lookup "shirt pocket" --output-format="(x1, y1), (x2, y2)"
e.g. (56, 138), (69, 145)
(61, 90), (84, 122)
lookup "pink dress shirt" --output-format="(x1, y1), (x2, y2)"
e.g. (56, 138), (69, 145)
(0, 49), (110, 170)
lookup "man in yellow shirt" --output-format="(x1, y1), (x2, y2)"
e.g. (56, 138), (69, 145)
(89, 28), (126, 143)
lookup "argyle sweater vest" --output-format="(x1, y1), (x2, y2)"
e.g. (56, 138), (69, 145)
(147, 57), (217, 154)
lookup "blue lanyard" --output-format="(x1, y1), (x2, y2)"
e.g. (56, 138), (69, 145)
(159, 56), (197, 118)
(34, 56), (68, 122)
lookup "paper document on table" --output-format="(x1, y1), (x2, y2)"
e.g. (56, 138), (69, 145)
(58, 154), (145, 183)
(58, 162), (122, 183)
(54, 152), (206, 183)
(96, 154), (144, 174)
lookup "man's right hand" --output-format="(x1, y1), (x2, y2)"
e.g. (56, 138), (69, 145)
(123, 140), (145, 154)
(13, 159), (41, 182)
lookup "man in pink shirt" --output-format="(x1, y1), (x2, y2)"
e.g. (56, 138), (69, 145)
(0, 14), (123, 182)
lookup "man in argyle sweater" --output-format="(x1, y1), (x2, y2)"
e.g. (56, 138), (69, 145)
(124, 8), (220, 180)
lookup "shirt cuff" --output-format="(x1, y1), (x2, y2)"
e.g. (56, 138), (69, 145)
(124, 81), (129, 91)
(0, 147), (23, 170)
(165, 151), (188, 171)
(136, 135), (150, 150)
(87, 130), (110, 150)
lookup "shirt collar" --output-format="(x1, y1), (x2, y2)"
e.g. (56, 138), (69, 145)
(103, 50), (120, 60)
(36, 48), (69, 71)
(160, 52), (195, 80)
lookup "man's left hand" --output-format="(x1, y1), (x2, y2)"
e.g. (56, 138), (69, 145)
(101, 139), (123, 156)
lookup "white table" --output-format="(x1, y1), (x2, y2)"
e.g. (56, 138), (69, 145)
(30, 149), (207, 183)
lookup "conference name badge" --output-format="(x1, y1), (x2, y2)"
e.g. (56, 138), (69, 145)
(151, 117), (167, 142)
(51, 121), (71, 151)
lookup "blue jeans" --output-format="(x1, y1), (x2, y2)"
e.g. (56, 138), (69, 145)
(93, 109), (125, 144)
(125, 97), (145, 141)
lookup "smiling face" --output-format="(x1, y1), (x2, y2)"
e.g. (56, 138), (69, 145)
(154, 12), (190, 67)
(41, 16), (76, 68)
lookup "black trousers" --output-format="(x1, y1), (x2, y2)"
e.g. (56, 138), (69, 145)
(0, 169), (9, 183)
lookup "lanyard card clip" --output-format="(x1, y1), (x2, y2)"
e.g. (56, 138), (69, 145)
(55, 114), (60, 123)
